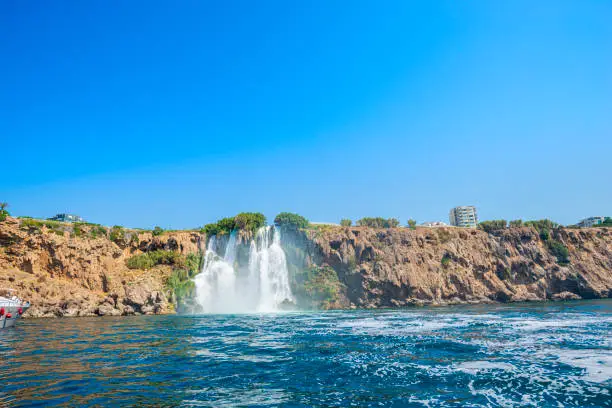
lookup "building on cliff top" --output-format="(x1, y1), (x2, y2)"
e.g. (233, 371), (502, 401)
(48, 213), (84, 223)
(421, 221), (448, 227)
(449, 206), (478, 228)
(577, 216), (606, 228)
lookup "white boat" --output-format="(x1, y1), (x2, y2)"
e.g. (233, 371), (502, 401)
(0, 289), (30, 328)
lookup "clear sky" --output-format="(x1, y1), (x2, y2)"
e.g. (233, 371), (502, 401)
(1, 1), (610, 229)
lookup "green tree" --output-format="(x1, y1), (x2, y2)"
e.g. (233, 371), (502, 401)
(274, 212), (309, 230)
(340, 219), (352, 227)
(152, 226), (164, 236)
(387, 218), (400, 228)
(356, 217), (400, 228)
(407, 219), (417, 230)
(0, 202), (9, 222)
(524, 219), (560, 232)
(216, 217), (236, 235)
(234, 212), (266, 233)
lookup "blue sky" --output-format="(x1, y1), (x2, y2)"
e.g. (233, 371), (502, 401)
(1, 1), (610, 229)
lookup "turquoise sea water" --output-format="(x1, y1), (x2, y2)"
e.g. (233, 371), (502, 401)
(1, 301), (611, 407)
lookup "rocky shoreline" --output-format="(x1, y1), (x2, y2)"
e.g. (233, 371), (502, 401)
(0, 216), (610, 318)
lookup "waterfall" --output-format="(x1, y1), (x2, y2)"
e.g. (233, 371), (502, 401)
(194, 226), (294, 313)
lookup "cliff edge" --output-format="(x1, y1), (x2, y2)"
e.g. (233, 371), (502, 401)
(295, 225), (612, 308)
(0, 216), (610, 317)
(0, 217), (203, 317)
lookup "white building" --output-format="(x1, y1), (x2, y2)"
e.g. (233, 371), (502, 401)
(449, 206), (478, 228)
(421, 221), (448, 227)
(577, 216), (605, 228)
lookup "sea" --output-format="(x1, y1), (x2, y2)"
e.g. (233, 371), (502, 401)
(1, 300), (610, 407)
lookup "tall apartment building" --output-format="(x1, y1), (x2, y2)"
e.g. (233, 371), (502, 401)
(449, 206), (478, 228)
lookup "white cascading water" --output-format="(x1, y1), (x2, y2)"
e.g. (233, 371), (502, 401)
(194, 226), (293, 313)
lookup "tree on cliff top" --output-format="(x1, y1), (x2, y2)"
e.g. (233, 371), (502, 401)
(340, 219), (352, 227)
(274, 212), (309, 230)
(478, 220), (508, 233)
(202, 212), (267, 236)
(509, 219), (523, 228)
(234, 212), (266, 233)
(407, 219), (417, 230)
(0, 202), (10, 222)
(356, 217), (400, 228)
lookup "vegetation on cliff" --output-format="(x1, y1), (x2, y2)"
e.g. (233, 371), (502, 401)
(125, 250), (203, 306)
(274, 212), (309, 230)
(202, 212), (267, 236)
(340, 219), (352, 227)
(478, 220), (508, 233)
(356, 217), (400, 228)
(292, 265), (343, 309)
(166, 252), (203, 305)
(0, 202), (9, 222)
(476, 218), (571, 265)
(126, 250), (185, 270)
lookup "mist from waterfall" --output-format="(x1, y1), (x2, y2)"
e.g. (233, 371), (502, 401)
(194, 226), (294, 313)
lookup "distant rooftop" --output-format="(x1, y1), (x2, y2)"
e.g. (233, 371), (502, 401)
(49, 213), (84, 223)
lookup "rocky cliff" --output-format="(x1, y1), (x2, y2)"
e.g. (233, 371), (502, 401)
(0, 216), (610, 317)
(0, 217), (204, 317)
(292, 225), (612, 308)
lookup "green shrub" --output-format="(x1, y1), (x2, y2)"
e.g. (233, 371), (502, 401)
(600, 217), (612, 227)
(166, 269), (195, 303)
(0, 210), (9, 222)
(72, 224), (83, 237)
(90, 225), (107, 239)
(126, 253), (156, 269)
(407, 219), (417, 230)
(548, 240), (570, 265)
(185, 252), (203, 277)
(340, 219), (352, 227)
(509, 219), (523, 228)
(152, 226), (164, 236)
(441, 254), (451, 267)
(109, 226), (126, 244)
(478, 220), (507, 233)
(126, 250), (185, 270)
(274, 212), (309, 230)
(524, 219), (560, 232)
(298, 266), (342, 306)
(356, 217), (400, 228)
(20, 218), (43, 232)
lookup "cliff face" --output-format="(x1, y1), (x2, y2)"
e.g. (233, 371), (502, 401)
(0, 217), (204, 317)
(299, 226), (612, 308)
(1, 216), (610, 318)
